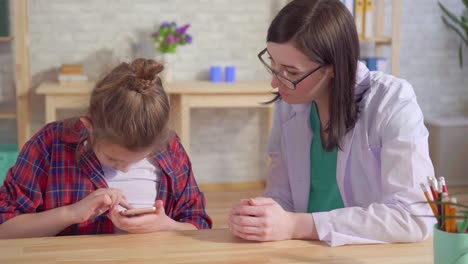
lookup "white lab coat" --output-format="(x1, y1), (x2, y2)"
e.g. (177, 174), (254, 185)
(264, 62), (436, 246)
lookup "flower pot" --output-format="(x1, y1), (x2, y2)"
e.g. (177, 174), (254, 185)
(159, 53), (175, 83)
(433, 224), (468, 264)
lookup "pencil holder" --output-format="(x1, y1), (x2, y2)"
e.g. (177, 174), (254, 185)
(433, 224), (468, 264)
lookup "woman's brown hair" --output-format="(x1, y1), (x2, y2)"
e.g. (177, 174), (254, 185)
(267, 0), (362, 151)
(84, 58), (171, 152)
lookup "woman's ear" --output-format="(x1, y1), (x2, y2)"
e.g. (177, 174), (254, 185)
(79, 117), (93, 133)
(327, 65), (335, 78)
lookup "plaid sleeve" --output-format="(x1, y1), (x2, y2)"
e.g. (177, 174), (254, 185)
(169, 136), (213, 229)
(0, 129), (50, 224)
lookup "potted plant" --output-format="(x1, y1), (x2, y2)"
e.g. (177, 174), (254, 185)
(151, 21), (192, 54)
(438, 0), (468, 68)
(151, 21), (192, 82)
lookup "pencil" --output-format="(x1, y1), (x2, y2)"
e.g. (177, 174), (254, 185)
(449, 197), (458, 233)
(428, 176), (438, 201)
(420, 183), (437, 217)
(441, 193), (449, 232)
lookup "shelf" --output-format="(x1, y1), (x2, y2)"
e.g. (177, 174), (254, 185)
(0, 36), (14, 42)
(0, 112), (16, 119)
(359, 36), (392, 45)
(0, 101), (17, 120)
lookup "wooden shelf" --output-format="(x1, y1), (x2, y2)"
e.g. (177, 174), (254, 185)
(0, 101), (17, 120)
(0, 36), (14, 42)
(359, 36), (392, 45)
(0, 112), (16, 119)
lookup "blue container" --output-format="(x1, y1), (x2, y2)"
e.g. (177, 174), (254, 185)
(366, 57), (387, 72)
(210, 66), (222, 82)
(225, 66), (236, 82)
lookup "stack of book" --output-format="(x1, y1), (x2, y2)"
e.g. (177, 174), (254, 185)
(341, 0), (375, 39)
(58, 64), (88, 84)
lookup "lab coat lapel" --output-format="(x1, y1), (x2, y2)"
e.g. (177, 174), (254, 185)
(283, 103), (312, 212)
(336, 127), (356, 206)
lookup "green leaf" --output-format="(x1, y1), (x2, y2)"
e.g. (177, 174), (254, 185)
(463, 0), (468, 10)
(442, 16), (468, 45)
(460, 43), (464, 68)
(438, 1), (468, 32)
(462, 16), (468, 36)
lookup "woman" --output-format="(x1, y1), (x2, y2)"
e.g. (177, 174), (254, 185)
(228, 0), (434, 246)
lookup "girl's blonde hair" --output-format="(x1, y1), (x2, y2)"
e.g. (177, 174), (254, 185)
(86, 58), (171, 151)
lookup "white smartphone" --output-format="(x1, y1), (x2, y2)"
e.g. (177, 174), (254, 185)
(120, 207), (157, 217)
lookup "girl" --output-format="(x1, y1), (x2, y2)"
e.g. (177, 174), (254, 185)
(0, 58), (212, 238)
(228, 0), (434, 246)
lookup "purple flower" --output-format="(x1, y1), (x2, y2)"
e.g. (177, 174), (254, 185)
(176, 24), (190, 35)
(185, 34), (192, 44)
(151, 21), (192, 52)
(167, 34), (176, 44)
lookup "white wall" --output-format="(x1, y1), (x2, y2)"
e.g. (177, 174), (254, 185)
(0, 0), (466, 183)
(400, 0), (468, 117)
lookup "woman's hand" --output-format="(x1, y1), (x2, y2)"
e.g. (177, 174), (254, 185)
(68, 188), (131, 224)
(228, 197), (318, 241)
(107, 200), (194, 233)
(228, 197), (296, 241)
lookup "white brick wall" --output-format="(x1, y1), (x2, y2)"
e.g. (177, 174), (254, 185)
(400, 0), (468, 117)
(28, 0), (274, 82)
(0, 0), (466, 182)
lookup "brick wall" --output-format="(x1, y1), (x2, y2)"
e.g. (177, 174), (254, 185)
(400, 0), (468, 117)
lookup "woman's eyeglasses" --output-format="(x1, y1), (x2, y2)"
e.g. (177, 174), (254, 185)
(257, 48), (323, 90)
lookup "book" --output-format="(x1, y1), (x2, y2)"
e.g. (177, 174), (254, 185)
(58, 64), (88, 84)
(354, 0), (365, 38)
(364, 0), (374, 38)
(60, 64), (84, 75)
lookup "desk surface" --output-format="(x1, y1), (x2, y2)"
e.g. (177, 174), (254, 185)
(0, 229), (432, 263)
(36, 81), (274, 95)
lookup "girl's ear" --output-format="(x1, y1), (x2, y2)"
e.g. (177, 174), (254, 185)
(79, 117), (93, 133)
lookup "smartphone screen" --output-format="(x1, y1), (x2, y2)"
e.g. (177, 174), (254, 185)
(120, 207), (157, 216)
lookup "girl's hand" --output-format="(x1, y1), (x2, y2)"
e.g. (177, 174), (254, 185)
(68, 188), (131, 224)
(107, 200), (177, 233)
(228, 197), (297, 241)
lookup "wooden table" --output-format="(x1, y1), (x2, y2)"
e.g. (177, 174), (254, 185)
(0, 229), (432, 263)
(36, 81), (274, 154)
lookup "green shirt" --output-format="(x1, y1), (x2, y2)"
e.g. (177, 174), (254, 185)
(307, 102), (344, 213)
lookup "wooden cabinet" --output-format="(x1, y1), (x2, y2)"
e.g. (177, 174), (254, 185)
(0, 0), (31, 147)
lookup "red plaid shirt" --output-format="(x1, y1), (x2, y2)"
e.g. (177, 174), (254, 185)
(0, 120), (212, 235)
